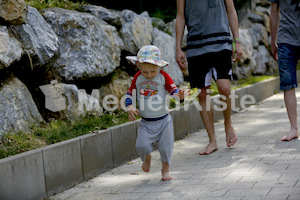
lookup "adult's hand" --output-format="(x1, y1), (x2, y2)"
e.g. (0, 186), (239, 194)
(271, 43), (278, 61)
(233, 42), (242, 62)
(176, 49), (187, 70)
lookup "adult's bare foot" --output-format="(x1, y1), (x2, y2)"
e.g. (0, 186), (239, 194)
(142, 154), (151, 172)
(281, 129), (299, 141)
(225, 124), (237, 147)
(161, 162), (172, 181)
(199, 143), (218, 155)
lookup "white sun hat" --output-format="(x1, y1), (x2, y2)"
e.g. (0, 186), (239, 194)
(126, 45), (169, 67)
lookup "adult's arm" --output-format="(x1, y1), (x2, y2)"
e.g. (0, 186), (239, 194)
(175, 0), (187, 69)
(270, 3), (279, 60)
(224, 0), (242, 62)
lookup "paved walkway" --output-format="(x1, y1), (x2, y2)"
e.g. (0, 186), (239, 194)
(51, 88), (300, 200)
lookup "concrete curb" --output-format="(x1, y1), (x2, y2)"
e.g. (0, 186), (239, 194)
(1, 72), (299, 200)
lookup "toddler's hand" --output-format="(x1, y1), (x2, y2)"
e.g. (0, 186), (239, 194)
(127, 105), (140, 122)
(178, 89), (191, 100)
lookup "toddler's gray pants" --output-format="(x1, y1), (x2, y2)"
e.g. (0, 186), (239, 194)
(136, 114), (174, 166)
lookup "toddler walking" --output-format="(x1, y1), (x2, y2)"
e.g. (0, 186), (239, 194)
(125, 45), (189, 181)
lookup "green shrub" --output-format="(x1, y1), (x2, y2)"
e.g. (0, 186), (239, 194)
(150, 6), (176, 23)
(25, 0), (87, 11)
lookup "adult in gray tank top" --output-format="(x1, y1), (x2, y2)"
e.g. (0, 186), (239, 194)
(176, 0), (242, 155)
(269, 0), (300, 141)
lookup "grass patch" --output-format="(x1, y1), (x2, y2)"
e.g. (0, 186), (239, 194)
(25, 0), (87, 11)
(32, 110), (129, 144)
(0, 132), (46, 159)
(231, 75), (276, 90)
(0, 110), (129, 159)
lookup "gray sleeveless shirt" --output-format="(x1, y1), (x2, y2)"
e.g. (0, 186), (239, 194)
(185, 0), (233, 58)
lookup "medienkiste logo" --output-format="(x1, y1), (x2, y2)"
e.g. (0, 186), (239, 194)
(40, 80), (257, 113)
(39, 80), (66, 112)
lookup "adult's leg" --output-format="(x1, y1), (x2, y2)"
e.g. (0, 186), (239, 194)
(277, 43), (299, 141)
(216, 79), (237, 147)
(198, 86), (218, 155)
(282, 88), (299, 141)
(186, 55), (216, 154)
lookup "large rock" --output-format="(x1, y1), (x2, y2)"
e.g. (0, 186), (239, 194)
(81, 5), (122, 28)
(255, 0), (271, 7)
(11, 6), (59, 67)
(152, 28), (184, 86)
(119, 10), (153, 54)
(99, 70), (133, 111)
(247, 12), (264, 24)
(266, 57), (278, 75)
(233, 64), (254, 79)
(255, 6), (271, 16)
(43, 8), (123, 81)
(253, 45), (270, 75)
(239, 28), (254, 65)
(235, 25), (275, 79)
(248, 23), (269, 48)
(253, 8), (271, 33)
(0, 0), (27, 25)
(151, 17), (167, 32)
(163, 19), (188, 49)
(253, 45), (278, 75)
(0, 76), (44, 135)
(0, 26), (23, 70)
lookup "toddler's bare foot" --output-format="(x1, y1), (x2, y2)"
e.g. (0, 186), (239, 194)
(281, 129), (299, 141)
(199, 143), (218, 155)
(161, 162), (172, 181)
(225, 124), (237, 147)
(142, 154), (151, 173)
(161, 171), (172, 181)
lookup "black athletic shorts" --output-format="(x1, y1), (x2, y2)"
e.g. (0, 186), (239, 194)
(187, 50), (232, 89)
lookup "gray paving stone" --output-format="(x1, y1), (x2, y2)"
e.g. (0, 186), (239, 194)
(183, 188), (229, 198)
(210, 182), (255, 191)
(141, 190), (185, 199)
(268, 187), (300, 196)
(241, 195), (289, 200)
(224, 188), (271, 197)
(288, 194), (300, 200)
(103, 192), (148, 200)
(252, 180), (298, 189)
